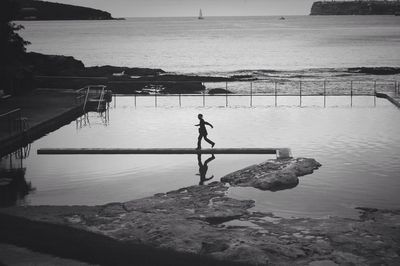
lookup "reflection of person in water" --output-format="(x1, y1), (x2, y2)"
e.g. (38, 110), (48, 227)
(197, 154), (215, 185)
(195, 114), (215, 150)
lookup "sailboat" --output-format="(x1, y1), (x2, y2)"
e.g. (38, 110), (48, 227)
(198, 9), (204, 19)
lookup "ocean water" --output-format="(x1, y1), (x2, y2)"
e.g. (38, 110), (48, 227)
(19, 15), (400, 75)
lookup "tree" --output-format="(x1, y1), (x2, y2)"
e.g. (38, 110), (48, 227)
(0, 0), (32, 95)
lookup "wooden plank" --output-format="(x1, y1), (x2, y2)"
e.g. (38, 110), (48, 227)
(37, 148), (291, 157)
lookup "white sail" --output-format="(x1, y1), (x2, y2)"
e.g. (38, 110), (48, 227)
(198, 9), (204, 19)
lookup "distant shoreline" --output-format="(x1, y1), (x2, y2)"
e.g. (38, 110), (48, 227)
(15, 0), (115, 21)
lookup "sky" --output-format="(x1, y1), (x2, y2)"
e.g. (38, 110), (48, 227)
(48, 0), (317, 17)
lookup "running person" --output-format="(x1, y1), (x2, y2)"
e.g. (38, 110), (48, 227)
(195, 114), (215, 150)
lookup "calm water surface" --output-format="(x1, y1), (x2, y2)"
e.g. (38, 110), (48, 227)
(18, 16), (400, 74)
(3, 96), (400, 218)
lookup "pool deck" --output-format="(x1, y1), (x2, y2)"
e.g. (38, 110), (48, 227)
(0, 89), (84, 157)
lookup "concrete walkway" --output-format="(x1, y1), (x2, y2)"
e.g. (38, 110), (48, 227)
(0, 89), (83, 156)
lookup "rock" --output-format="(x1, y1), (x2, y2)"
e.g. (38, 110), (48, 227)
(123, 182), (254, 224)
(208, 88), (232, 95)
(332, 251), (366, 265)
(221, 158), (321, 191)
(211, 245), (270, 265)
(84, 65), (164, 77)
(347, 67), (400, 75)
(25, 52), (85, 76)
(308, 260), (338, 266)
(200, 240), (229, 254)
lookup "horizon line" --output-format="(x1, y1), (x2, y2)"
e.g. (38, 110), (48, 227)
(119, 14), (309, 19)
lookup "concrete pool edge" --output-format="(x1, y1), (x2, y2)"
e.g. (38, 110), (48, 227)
(0, 157), (398, 265)
(0, 105), (83, 157)
(376, 92), (400, 108)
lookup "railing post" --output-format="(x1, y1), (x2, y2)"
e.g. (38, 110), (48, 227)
(155, 92), (157, 108)
(324, 80), (326, 108)
(374, 81), (377, 107)
(250, 82), (253, 107)
(225, 81), (228, 107)
(274, 81), (277, 107)
(299, 80), (302, 107)
(395, 81), (397, 95)
(134, 93), (137, 107)
(350, 80), (353, 107)
(203, 90), (205, 107)
(179, 93), (181, 107)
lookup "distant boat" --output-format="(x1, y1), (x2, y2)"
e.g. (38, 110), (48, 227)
(279, 16), (285, 20)
(198, 9), (204, 19)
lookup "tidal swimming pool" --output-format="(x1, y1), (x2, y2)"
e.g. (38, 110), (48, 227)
(2, 96), (400, 218)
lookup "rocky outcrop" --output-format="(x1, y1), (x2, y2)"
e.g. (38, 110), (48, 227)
(311, 1), (400, 16)
(15, 0), (114, 20)
(347, 67), (400, 75)
(221, 158), (321, 191)
(25, 53), (163, 77)
(1, 184), (400, 265)
(25, 52), (85, 76)
(25, 52), (230, 93)
(1, 158), (399, 265)
(208, 88), (232, 95)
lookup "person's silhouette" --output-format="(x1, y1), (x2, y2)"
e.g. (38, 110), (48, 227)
(195, 114), (215, 150)
(197, 154), (215, 185)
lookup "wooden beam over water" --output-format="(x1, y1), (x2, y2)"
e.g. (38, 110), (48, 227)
(37, 148), (292, 159)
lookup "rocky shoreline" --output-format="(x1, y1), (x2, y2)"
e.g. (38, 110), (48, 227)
(1, 157), (398, 265)
(22, 52), (400, 95)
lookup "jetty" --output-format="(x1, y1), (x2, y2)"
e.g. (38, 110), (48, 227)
(37, 148), (292, 159)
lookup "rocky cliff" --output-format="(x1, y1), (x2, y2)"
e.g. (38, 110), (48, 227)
(311, 1), (400, 15)
(14, 0), (114, 20)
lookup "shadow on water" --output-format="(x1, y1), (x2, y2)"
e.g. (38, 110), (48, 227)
(0, 145), (35, 207)
(196, 154), (215, 185)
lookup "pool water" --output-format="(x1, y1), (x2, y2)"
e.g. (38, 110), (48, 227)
(1, 96), (400, 218)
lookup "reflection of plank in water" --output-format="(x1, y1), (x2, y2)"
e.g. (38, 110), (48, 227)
(37, 148), (292, 159)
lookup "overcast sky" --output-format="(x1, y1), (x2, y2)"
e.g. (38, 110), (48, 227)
(49, 0), (316, 17)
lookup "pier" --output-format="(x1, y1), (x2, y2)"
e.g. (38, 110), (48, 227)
(37, 148), (292, 159)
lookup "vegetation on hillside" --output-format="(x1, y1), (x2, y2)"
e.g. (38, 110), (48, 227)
(0, 0), (33, 95)
(14, 0), (114, 20)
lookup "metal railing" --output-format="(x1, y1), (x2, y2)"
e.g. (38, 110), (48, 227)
(0, 109), (29, 138)
(75, 85), (109, 112)
(110, 79), (399, 108)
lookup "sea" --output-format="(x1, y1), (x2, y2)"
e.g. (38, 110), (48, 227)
(18, 15), (400, 77)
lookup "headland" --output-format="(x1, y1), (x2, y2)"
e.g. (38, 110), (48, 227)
(311, 0), (400, 15)
(13, 0), (116, 20)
